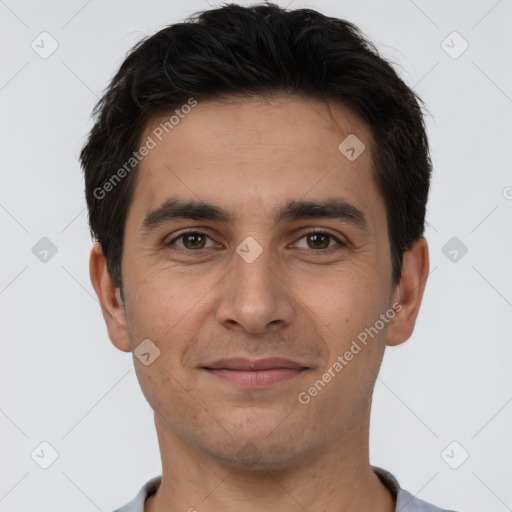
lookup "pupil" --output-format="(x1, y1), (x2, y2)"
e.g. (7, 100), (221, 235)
(186, 233), (203, 248)
(310, 233), (328, 249)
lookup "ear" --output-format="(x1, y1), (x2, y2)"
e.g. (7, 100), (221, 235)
(89, 243), (131, 352)
(386, 237), (429, 347)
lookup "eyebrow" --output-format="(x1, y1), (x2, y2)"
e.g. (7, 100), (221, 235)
(141, 197), (368, 232)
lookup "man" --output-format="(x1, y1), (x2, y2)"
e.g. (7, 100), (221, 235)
(82, 3), (458, 511)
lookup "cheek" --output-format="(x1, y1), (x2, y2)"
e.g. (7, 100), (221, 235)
(295, 262), (386, 330)
(124, 264), (209, 336)
(133, 354), (207, 443)
(297, 288), (389, 422)
(295, 267), (390, 395)
(124, 270), (209, 415)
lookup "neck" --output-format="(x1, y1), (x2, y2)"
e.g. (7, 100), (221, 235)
(145, 400), (395, 512)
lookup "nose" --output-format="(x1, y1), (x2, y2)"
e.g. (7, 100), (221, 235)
(215, 238), (295, 335)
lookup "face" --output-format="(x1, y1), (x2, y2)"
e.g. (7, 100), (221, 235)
(107, 95), (404, 469)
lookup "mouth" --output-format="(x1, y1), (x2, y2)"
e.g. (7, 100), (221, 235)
(202, 358), (309, 388)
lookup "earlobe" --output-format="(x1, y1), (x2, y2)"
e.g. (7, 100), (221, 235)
(89, 243), (132, 353)
(386, 237), (429, 347)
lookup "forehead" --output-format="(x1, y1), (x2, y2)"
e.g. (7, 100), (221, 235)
(142, 94), (372, 163)
(129, 94), (384, 229)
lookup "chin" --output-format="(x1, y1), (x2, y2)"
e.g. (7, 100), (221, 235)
(201, 419), (313, 472)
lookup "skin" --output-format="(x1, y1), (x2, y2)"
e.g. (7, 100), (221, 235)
(90, 94), (429, 512)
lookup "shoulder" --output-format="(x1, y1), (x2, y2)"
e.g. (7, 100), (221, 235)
(372, 466), (461, 512)
(397, 487), (460, 512)
(112, 476), (161, 512)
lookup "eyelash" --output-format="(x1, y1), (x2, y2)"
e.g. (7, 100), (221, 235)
(164, 229), (347, 255)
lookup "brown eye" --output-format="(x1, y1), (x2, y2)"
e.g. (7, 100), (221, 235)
(181, 232), (206, 249)
(294, 231), (345, 252)
(306, 232), (331, 249)
(166, 231), (214, 251)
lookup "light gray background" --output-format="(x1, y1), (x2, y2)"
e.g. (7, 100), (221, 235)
(1, 0), (511, 511)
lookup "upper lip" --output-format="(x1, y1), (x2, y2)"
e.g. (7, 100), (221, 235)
(203, 358), (308, 371)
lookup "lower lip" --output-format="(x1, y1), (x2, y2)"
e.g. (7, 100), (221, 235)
(205, 368), (306, 387)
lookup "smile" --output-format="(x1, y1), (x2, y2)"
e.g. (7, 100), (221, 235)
(202, 358), (309, 388)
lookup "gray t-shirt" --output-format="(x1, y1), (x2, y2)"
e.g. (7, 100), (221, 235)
(113, 466), (459, 511)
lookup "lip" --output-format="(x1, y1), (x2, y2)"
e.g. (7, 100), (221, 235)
(202, 358), (309, 388)
(203, 357), (307, 371)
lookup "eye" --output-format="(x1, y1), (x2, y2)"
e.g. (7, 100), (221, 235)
(165, 231), (216, 251)
(165, 229), (346, 254)
(293, 231), (346, 252)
